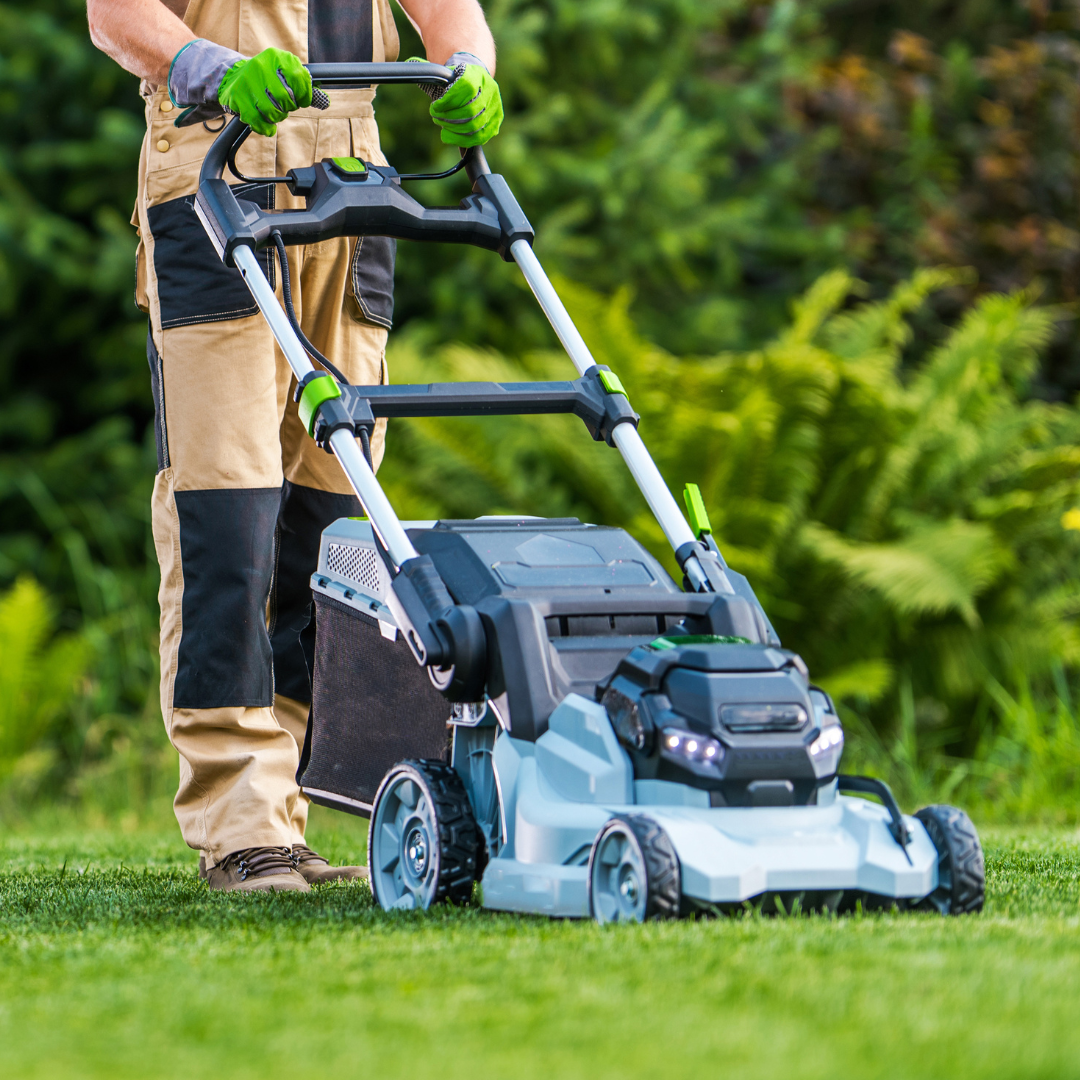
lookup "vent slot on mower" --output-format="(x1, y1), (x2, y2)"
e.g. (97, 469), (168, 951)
(544, 614), (676, 638)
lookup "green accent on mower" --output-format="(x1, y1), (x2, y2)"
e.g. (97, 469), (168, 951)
(298, 373), (342, 436)
(331, 156), (368, 175)
(598, 370), (627, 397)
(648, 634), (752, 651)
(683, 482), (712, 538)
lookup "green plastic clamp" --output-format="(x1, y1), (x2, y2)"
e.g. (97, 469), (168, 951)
(683, 482), (712, 538)
(298, 373), (342, 437)
(598, 370), (627, 397)
(331, 156), (367, 174)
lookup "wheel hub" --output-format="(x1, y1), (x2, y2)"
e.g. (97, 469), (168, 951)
(406, 825), (428, 877)
(618, 864), (640, 908)
(591, 828), (649, 924)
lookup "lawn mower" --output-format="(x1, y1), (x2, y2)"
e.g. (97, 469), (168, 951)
(195, 61), (985, 921)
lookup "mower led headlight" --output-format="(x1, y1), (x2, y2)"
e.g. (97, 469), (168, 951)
(720, 703), (808, 732)
(809, 723), (844, 757)
(661, 727), (725, 769)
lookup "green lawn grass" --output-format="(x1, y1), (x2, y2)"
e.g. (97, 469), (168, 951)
(2, 807), (1079, 1080)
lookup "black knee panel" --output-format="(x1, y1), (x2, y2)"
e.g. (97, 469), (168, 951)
(269, 481), (363, 703)
(173, 488), (281, 709)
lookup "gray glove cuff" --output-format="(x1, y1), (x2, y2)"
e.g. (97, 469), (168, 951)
(168, 39), (245, 107)
(445, 51), (489, 75)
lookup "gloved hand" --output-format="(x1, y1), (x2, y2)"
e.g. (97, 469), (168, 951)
(218, 48), (313, 136)
(169, 40), (314, 136)
(412, 53), (503, 147)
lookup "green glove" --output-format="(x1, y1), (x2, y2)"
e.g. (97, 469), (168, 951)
(218, 47), (313, 137)
(413, 53), (503, 147)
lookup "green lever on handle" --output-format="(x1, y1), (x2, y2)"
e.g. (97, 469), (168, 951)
(683, 483), (712, 539)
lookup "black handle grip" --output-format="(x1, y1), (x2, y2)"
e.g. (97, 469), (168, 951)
(306, 61), (454, 87)
(199, 62), (457, 186)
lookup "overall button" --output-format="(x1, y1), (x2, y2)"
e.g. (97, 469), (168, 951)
(156, 139), (170, 153)
(160, 100), (173, 113)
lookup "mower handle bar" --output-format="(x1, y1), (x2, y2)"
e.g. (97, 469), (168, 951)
(205, 60), (733, 600)
(199, 62), (491, 188)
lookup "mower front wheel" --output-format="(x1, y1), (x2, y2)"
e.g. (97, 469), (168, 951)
(587, 814), (681, 925)
(914, 804), (985, 915)
(368, 760), (480, 911)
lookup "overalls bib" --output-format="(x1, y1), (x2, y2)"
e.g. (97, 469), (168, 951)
(133, 0), (400, 863)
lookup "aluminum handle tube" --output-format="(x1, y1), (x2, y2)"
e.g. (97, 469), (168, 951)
(233, 245), (420, 568)
(610, 424), (696, 551)
(511, 239), (731, 592)
(611, 425), (733, 594)
(510, 239), (595, 377)
(234, 244), (315, 384)
(510, 239), (683, 544)
(328, 430), (419, 567)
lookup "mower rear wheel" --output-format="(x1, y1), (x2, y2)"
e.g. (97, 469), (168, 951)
(914, 804), (985, 915)
(588, 814), (680, 925)
(368, 760), (480, 912)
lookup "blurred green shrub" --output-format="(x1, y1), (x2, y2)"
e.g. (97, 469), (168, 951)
(0, 576), (90, 787)
(382, 0), (1080, 388)
(844, 667), (1080, 824)
(0, 0), (156, 662)
(0, 0), (147, 451)
(975, 672), (1080, 822)
(799, 22), (1080, 394)
(0, 568), (170, 818)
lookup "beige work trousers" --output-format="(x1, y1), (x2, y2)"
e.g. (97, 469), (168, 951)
(136, 87), (393, 865)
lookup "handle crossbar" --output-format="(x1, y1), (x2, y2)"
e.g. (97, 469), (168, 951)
(327, 374), (638, 449)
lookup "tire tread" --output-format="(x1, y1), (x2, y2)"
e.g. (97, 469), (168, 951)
(371, 759), (480, 908)
(591, 814), (681, 921)
(915, 804), (985, 915)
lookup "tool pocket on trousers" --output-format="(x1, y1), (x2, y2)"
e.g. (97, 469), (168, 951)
(148, 183), (276, 330)
(349, 235), (396, 329)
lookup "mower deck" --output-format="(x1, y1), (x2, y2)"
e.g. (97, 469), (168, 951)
(480, 695), (936, 917)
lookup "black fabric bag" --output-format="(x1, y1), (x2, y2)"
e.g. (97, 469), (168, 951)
(299, 593), (450, 808)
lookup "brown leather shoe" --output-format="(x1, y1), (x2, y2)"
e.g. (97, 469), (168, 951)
(205, 846), (312, 893)
(291, 843), (369, 884)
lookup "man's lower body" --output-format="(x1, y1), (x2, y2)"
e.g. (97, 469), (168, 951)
(136, 93), (394, 889)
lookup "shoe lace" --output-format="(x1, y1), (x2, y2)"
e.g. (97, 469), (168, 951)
(220, 846), (297, 882)
(290, 844), (330, 869)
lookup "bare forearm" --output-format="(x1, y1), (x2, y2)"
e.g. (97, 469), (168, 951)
(397, 0), (496, 73)
(86, 0), (194, 85)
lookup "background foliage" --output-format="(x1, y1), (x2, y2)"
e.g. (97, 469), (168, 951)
(379, 272), (1080, 817)
(1, 0), (1079, 819)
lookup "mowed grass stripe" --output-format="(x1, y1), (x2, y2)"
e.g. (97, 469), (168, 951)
(0, 817), (1078, 1080)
